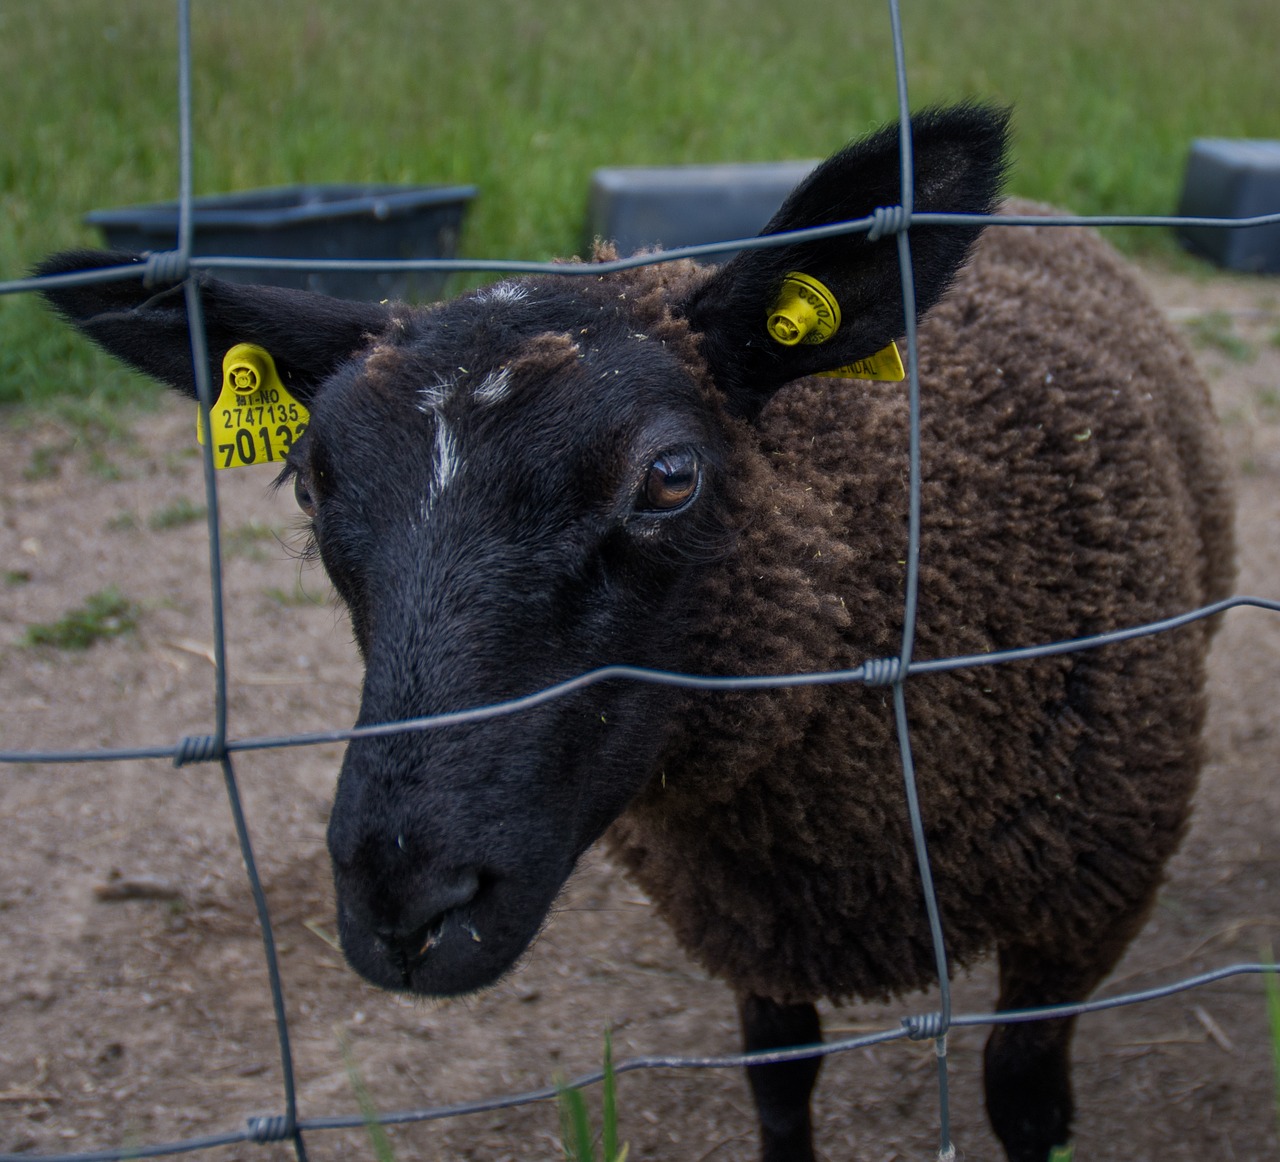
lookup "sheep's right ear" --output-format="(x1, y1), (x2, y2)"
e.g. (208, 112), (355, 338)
(677, 103), (1009, 419)
(36, 249), (394, 403)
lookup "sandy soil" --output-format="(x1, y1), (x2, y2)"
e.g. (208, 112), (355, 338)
(1, 260), (1278, 1161)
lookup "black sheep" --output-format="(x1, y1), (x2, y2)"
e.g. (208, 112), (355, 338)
(40, 104), (1234, 1162)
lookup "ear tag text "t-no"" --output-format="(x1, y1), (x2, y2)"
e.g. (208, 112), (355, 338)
(196, 344), (310, 469)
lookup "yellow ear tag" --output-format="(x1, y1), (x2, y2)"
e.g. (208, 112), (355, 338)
(766, 272), (906, 381)
(767, 272), (842, 346)
(814, 341), (905, 382)
(196, 344), (310, 469)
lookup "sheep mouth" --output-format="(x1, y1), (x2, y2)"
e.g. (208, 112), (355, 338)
(395, 918), (446, 987)
(394, 911), (487, 989)
(334, 879), (552, 998)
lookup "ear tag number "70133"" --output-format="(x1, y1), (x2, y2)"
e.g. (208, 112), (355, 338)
(196, 344), (310, 469)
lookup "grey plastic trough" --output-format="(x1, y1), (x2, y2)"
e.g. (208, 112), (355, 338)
(86, 183), (477, 301)
(586, 160), (818, 262)
(1176, 139), (1280, 274)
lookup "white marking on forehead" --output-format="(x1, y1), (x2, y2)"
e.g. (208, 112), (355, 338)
(417, 372), (460, 414)
(434, 417), (460, 496)
(474, 280), (528, 305)
(414, 414), (462, 530)
(472, 367), (512, 407)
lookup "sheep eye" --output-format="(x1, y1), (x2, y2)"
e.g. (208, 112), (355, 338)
(640, 449), (700, 512)
(294, 473), (317, 518)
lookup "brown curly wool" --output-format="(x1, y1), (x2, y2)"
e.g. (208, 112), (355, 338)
(606, 202), (1235, 1004)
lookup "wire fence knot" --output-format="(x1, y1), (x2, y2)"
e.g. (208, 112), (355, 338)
(867, 204), (911, 242)
(862, 656), (905, 686)
(245, 1114), (294, 1143)
(902, 1011), (949, 1040)
(173, 734), (225, 767)
(142, 249), (191, 287)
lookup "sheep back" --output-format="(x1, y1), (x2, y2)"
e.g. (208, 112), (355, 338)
(606, 203), (1236, 1004)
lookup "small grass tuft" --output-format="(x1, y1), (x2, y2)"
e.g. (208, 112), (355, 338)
(1265, 947), (1280, 1142)
(338, 1031), (397, 1162)
(24, 586), (140, 649)
(1184, 311), (1256, 362)
(556, 1031), (628, 1162)
(265, 580), (326, 607)
(23, 442), (70, 481)
(223, 519), (286, 561)
(88, 449), (126, 481)
(147, 496), (207, 530)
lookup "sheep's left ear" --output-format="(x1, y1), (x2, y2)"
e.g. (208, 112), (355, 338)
(678, 104), (1010, 419)
(36, 249), (394, 404)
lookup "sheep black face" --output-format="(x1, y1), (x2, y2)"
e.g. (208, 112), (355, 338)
(304, 292), (733, 994)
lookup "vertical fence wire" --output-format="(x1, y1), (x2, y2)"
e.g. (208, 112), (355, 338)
(173, 1), (308, 1157)
(884, 0), (957, 1155)
(2, 0), (1280, 1160)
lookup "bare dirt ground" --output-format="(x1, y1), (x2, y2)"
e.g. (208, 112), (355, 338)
(2, 260), (1278, 1162)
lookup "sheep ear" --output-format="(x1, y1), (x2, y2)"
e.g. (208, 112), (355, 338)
(678, 104), (1010, 419)
(36, 249), (394, 403)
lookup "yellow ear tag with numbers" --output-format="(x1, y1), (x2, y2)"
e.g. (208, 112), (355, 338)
(766, 271), (905, 381)
(196, 344), (310, 469)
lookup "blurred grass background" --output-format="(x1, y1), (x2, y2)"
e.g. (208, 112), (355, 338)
(1, 0), (1276, 409)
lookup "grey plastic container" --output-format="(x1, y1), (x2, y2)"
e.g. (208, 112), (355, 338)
(586, 160), (818, 262)
(1175, 139), (1280, 273)
(86, 183), (477, 301)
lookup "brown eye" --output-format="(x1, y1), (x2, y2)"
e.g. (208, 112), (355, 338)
(294, 473), (317, 518)
(641, 449), (700, 512)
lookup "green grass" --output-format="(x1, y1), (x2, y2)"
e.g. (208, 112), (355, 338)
(23, 587), (140, 649)
(1267, 949), (1280, 1142)
(338, 1033), (397, 1162)
(223, 518), (287, 560)
(264, 579), (326, 607)
(556, 1032), (628, 1162)
(334, 1028), (628, 1162)
(147, 496), (207, 530)
(1186, 310), (1258, 362)
(1, 0), (1275, 409)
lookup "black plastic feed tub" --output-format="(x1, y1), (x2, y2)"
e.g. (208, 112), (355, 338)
(86, 183), (477, 302)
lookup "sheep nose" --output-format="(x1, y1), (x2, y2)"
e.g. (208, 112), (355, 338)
(374, 868), (481, 965)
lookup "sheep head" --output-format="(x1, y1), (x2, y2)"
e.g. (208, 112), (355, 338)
(39, 103), (1007, 996)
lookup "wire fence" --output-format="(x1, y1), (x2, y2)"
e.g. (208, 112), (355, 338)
(2, 1), (1280, 1159)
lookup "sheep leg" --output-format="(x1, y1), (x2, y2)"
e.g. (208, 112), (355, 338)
(738, 994), (823, 1162)
(983, 943), (1115, 1162)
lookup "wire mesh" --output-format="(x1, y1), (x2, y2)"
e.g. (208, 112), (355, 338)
(2, 1), (1279, 1159)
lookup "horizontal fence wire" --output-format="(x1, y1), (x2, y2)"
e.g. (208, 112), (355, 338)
(6, 208), (1280, 300)
(4, 593), (1280, 767)
(2, 0), (1279, 1159)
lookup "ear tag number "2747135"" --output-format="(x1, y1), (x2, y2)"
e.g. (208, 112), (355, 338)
(196, 344), (310, 469)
